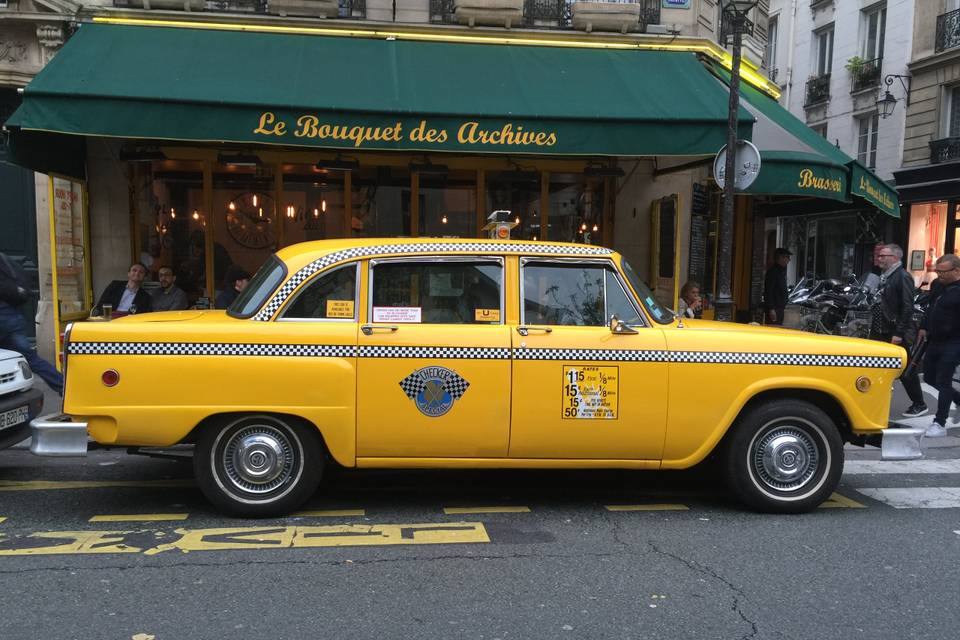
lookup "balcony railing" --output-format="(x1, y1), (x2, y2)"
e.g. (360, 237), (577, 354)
(931, 137), (960, 164)
(118, 0), (367, 17)
(521, 0), (659, 30)
(936, 8), (960, 53)
(805, 74), (830, 106)
(337, 0), (365, 18)
(430, 0), (457, 23)
(849, 57), (882, 93)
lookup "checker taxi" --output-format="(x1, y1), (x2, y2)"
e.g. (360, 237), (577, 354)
(33, 238), (908, 516)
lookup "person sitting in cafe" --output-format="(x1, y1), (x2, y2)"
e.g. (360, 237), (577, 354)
(150, 265), (189, 312)
(677, 281), (702, 319)
(215, 266), (251, 310)
(93, 262), (152, 316)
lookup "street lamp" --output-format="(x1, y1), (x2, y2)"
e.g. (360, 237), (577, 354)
(715, 0), (758, 322)
(876, 74), (912, 119)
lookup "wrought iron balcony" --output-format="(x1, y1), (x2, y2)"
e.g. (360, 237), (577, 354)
(931, 137), (960, 164)
(849, 57), (882, 93)
(522, 0), (659, 31)
(430, 0), (457, 23)
(805, 74), (830, 106)
(337, 0), (365, 18)
(936, 8), (960, 53)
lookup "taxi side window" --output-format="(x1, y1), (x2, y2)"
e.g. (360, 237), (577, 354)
(523, 263), (641, 326)
(371, 261), (503, 324)
(281, 264), (357, 320)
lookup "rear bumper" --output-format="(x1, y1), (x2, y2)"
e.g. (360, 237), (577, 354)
(29, 413), (88, 457)
(861, 422), (925, 460)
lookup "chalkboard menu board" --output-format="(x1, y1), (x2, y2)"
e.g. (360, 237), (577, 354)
(688, 215), (708, 287)
(658, 196), (676, 278)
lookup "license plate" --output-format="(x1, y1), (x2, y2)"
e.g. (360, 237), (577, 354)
(0, 405), (29, 431)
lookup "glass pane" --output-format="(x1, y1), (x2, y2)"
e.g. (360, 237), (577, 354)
(230, 255), (286, 318)
(135, 161), (207, 304)
(605, 269), (642, 325)
(280, 164), (347, 244)
(523, 263), (605, 326)
(372, 262), (502, 324)
(213, 164), (278, 303)
(547, 173), (606, 245)
(419, 170), (477, 237)
(621, 258), (674, 324)
(486, 171), (541, 240)
(352, 165), (411, 237)
(51, 177), (89, 316)
(282, 264), (356, 319)
(866, 11), (878, 58)
(949, 87), (960, 137)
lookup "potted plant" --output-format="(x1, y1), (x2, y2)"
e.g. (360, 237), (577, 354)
(845, 56), (866, 75)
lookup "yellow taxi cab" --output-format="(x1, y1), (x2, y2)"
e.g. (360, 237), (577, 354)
(31, 234), (919, 516)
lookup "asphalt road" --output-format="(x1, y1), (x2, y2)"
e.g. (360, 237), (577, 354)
(1, 383), (958, 640)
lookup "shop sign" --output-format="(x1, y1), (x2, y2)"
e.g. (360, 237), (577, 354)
(797, 168), (843, 195)
(662, 0), (691, 8)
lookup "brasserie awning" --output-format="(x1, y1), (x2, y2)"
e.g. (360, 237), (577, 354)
(5, 21), (755, 160)
(708, 63), (899, 218)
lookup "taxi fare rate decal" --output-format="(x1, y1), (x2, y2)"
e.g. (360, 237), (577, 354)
(563, 366), (618, 420)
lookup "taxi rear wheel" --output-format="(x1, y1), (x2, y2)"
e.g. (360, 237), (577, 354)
(723, 399), (843, 514)
(194, 414), (324, 517)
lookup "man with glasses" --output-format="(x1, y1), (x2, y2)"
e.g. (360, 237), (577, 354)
(873, 244), (928, 418)
(918, 254), (960, 437)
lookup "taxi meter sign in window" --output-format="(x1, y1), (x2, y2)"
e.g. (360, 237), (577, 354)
(562, 366), (618, 419)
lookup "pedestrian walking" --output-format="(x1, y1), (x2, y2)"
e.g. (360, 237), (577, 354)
(918, 254), (960, 437)
(763, 248), (791, 325)
(872, 244), (927, 418)
(0, 252), (64, 395)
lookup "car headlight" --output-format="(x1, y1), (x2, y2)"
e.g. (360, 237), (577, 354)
(19, 360), (32, 380)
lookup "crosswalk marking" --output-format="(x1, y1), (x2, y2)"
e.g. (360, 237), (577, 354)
(605, 504), (689, 512)
(292, 509), (365, 517)
(844, 459), (960, 474)
(0, 517), (6, 524)
(89, 514), (189, 522)
(856, 487), (960, 509)
(443, 506), (531, 514)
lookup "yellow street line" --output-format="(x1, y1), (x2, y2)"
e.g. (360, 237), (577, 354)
(605, 504), (690, 512)
(292, 509), (365, 517)
(443, 506), (531, 514)
(818, 492), (867, 509)
(0, 517), (6, 523)
(0, 480), (194, 492)
(89, 514), (189, 522)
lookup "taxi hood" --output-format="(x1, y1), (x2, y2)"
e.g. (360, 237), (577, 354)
(115, 310), (208, 323)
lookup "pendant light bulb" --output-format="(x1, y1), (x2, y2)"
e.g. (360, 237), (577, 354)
(321, 199), (327, 213)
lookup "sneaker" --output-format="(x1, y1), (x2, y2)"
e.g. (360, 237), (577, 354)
(925, 422), (947, 438)
(902, 403), (929, 418)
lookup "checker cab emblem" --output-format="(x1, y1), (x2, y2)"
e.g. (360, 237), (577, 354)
(399, 366), (470, 417)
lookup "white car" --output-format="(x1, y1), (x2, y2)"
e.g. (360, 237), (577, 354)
(0, 348), (44, 450)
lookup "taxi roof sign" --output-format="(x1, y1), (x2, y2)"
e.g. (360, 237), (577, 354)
(482, 210), (519, 239)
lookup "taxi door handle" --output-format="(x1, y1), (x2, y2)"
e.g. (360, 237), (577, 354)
(517, 326), (553, 336)
(361, 324), (399, 335)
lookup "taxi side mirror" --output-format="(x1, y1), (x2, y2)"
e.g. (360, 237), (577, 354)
(609, 314), (638, 335)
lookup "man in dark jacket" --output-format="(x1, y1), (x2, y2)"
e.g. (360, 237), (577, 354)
(918, 254), (960, 437)
(93, 262), (152, 316)
(873, 244), (927, 418)
(0, 252), (64, 395)
(763, 248), (791, 325)
(215, 266), (251, 310)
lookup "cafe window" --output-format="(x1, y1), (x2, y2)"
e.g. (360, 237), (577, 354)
(546, 173), (607, 245)
(134, 161), (208, 303)
(280, 164), (348, 244)
(352, 165), (411, 237)
(418, 169), (477, 237)
(281, 263), (357, 320)
(521, 261), (641, 327)
(370, 259), (503, 324)
(486, 171), (541, 240)
(49, 176), (91, 318)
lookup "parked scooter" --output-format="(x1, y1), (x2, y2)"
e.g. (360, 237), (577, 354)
(791, 275), (874, 338)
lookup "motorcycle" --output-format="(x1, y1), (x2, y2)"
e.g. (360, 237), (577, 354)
(790, 275), (874, 338)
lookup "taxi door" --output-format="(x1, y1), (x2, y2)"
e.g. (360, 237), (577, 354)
(509, 258), (668, 461)
(356, 256), (512, 458)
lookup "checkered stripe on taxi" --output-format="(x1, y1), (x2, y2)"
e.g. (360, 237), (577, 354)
(668, 352), (902, 368)
(513, 348), (670, 362)
(252, 242), (613, 321)
(66, 342), (357, 358)
(360, 346), (511, 359)
(399, 371), (471, 400)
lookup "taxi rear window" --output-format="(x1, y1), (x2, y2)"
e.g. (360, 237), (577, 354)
(227, 256), (287, 318)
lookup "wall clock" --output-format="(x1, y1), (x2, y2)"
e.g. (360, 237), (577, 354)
(225, 192), (276, 249)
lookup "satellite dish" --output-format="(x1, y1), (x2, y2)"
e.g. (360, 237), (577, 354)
(714, 140), (762, 190)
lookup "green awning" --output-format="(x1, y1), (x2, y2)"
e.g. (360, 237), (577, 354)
(6, 22), (753, 158)
(709, 63), (899, 218)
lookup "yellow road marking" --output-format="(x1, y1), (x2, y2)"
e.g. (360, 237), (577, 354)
(0, 522), (489, 556)
(0, 480), (193, 492)
(89, 514), (189, 522)
(292, 509), (366, 517)
(443, 506), (531, 514)
(0, 517), (6, 523)
(819, 492), (867, 509)
(605, 504), (690, 512)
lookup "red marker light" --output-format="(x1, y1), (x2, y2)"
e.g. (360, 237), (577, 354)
(101, 369), (120, 387)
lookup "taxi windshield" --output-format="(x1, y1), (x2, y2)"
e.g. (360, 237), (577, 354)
(227, 256), (287, 318)
(620, 258), (675, 325)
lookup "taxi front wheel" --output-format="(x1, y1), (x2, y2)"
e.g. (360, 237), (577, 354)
(722, 399), (843, 514)
(194, 414), (324, 517)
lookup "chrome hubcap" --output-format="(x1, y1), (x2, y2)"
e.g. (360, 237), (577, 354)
(222, 426), (296, 494)
(752, 425), (819, 492)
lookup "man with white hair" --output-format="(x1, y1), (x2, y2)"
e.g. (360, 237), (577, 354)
(873, 244), (927, 418)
